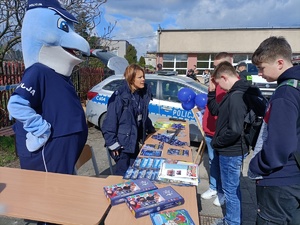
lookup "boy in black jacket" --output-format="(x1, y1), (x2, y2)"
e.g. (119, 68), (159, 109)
(208, 61), (250, 225)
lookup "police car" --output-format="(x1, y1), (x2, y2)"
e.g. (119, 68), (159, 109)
(235, 60), (277, 98)
(85, 66), (208, 142)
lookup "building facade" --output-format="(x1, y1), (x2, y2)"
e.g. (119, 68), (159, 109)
(144, 53), (157, 69)
(154, 28), (300, 75)
(99, 39), (129, 58)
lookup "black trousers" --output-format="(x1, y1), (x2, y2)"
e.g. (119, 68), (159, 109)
(110, 144), (139, 176)
(256, 185), (300, 225)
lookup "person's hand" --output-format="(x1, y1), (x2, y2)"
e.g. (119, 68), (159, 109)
(26, 132), (50, 152)
(25, 123), (51, 152)
(109, 147), (122, 161)
(111, 149), (120, 157)
(209, 77), (216, 91)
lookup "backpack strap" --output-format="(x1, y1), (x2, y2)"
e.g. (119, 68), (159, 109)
(277, 79), (300, 90)
(277, 79), (300, 168)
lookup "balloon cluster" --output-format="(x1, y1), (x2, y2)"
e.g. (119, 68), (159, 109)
(177, 87), (208, 110)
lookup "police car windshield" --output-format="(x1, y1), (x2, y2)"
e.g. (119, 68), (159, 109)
(186, 81), (208, 94)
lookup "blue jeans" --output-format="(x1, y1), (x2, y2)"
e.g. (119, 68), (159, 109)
(206, 136), (223, 194)
(219, 154), (244, 225)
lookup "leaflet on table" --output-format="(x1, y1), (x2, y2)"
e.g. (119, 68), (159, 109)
(154, 121), (173, 129)
(103, 178), (157, 206)
(123, 157), (166, 181)
(158, 176), (199, 187)
(142, 142), (164, 150)
(140, 142), (164, 157)
(150, 209), (195, 225)
(153, 121), (186, 130)
(167, 148), (189, 157)
(125, 186), (184, 218)
(140, 149), (162, 157)
(157, 160), (199, 186)
(151, 133), (188, 147)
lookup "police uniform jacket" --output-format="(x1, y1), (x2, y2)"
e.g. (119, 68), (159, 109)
(102, 80), (155, 154)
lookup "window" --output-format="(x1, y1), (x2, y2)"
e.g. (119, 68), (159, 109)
(186, 81), (208, 94)
(102, 79), (123, 91)
(162, 81), (177, 102)
(161, 81), (187, 102)
(196, 54), (215, 74)
(162, 54), (188, 75)
(145, 79), (158, 98)
(233, 54), (252, 64)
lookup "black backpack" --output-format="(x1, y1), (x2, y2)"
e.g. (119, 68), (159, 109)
(235, 86), (268, 149)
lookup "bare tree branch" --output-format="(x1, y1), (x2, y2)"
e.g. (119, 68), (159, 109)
(0, 0), (115, 68)
(0, 0), (25, 65)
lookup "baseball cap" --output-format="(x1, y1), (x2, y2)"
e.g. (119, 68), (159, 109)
(27, 0), (78, 23)
(237, 62), (247, 67)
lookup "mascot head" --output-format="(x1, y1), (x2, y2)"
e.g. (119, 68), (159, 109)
(22, 0), (90, 76)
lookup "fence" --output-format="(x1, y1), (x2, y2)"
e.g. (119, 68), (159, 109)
(0, 62), (104, 128)
(71, 66), (104, 102)
(0, 62), (23, 128)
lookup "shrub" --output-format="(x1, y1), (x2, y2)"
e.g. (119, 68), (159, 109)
(0, 136), (17, 166)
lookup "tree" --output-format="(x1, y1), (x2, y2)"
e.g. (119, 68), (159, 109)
(89, 36), (101, 50)
(0, 0), (26, 68)
(75, 12), (90, 41)
(124, 44), (137, 64)
(138, 56), (145, 67)
(0, 0), (114, 70)
(65, 0), (116, 44)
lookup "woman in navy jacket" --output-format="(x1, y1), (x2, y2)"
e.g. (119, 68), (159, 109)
(102, 64), (156, 175)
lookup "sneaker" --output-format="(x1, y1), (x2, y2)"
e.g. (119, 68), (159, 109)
(213, 193), (225, 207)
(201, 188), (217, 199)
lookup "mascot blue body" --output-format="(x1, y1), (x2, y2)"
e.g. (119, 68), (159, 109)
(8, 0), (90, 174)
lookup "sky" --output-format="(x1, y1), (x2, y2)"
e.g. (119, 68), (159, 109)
(96, 0), (300, 58)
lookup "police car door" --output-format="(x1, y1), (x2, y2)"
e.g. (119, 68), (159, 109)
(145, 79), (160, 122)
(158, 81), (194, 121)
(158, 80), (202, 142)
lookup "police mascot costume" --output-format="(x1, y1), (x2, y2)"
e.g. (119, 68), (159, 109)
(8, 0), (90, 174)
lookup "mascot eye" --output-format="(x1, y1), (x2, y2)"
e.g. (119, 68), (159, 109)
(57, 18), (69, 33)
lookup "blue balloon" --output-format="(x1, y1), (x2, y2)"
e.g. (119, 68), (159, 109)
(181, 99), (195, 110)
(177, 87), (196, 103)
(195, 93), (208, 109)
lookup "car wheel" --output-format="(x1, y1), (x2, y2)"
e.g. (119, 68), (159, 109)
(98, 112), (107, 131)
